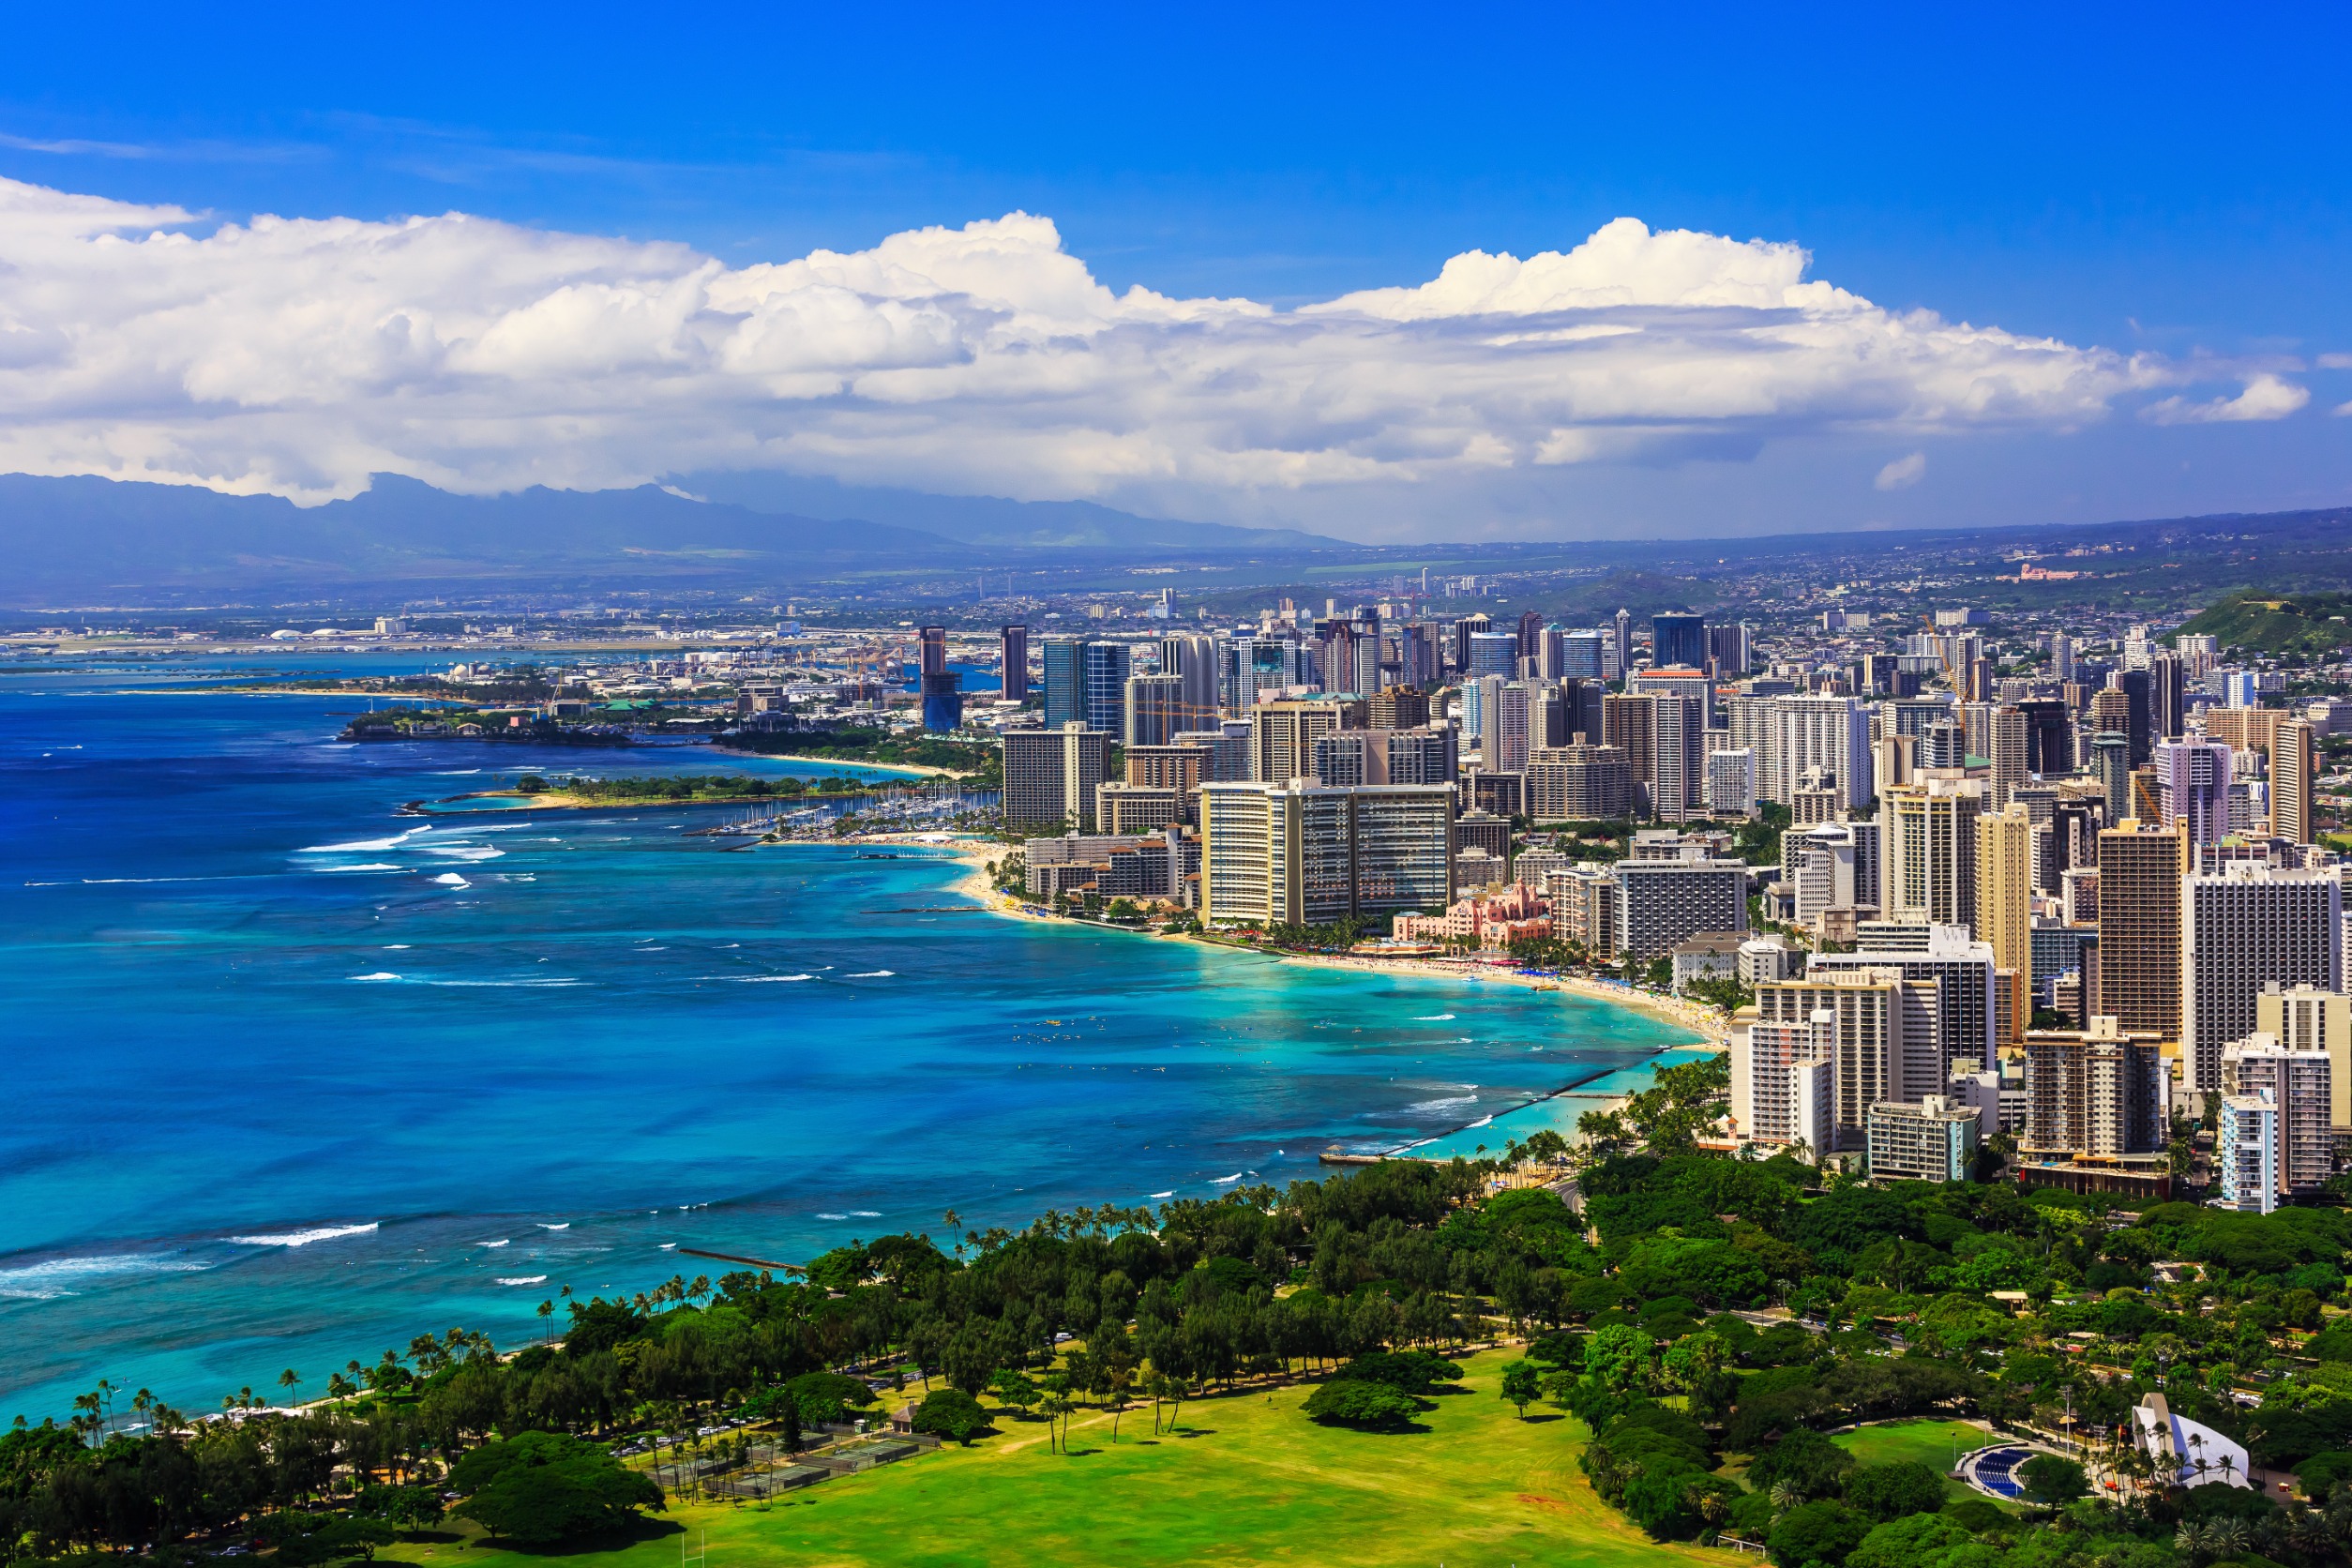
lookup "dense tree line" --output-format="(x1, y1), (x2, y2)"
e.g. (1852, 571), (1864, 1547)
(1532, 1052), (2352, 1568)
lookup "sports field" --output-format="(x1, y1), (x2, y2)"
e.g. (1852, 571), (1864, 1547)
(378, 1349), (1716, 1568)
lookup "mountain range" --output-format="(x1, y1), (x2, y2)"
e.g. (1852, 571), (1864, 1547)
(0, 473), (1347, 604)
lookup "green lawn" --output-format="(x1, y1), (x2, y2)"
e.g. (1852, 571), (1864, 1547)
(380, 1349), (1708, 1568)
(1832, 1418), (1995, 1503)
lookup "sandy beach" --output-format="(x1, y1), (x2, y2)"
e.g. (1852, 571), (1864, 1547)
(848, 833), (1732, 1046)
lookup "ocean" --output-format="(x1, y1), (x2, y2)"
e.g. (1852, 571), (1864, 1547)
(0, 653), (1700, 1422)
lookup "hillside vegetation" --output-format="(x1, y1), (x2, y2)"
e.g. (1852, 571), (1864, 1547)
(2177, 589), (2352, 655)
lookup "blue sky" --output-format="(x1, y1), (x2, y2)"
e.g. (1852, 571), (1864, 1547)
(2, 3), (2347, 541)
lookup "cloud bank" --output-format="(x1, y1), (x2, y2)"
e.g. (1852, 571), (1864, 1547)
(0, 176), (2287, 519)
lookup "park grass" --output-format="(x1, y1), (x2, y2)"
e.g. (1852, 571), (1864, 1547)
(377, 1349), (1711, 1568)
(1832, 1417), (1995, 1504)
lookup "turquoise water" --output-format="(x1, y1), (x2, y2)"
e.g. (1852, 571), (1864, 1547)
(0, 655), (1696, 1422)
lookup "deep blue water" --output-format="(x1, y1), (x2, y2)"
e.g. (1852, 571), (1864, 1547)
(0, 654), (1696, 1422)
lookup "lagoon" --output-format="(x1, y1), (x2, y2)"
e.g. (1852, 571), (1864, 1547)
(0, 656), (1695, 1422)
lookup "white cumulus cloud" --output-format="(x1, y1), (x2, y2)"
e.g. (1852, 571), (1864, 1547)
(1874, 451), (1927, 490)
(0, 177), (2179, 509)
(2138, 372), (2311, 426)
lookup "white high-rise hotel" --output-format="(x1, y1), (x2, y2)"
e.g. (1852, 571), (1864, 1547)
(2182, 863), (2342, 1094)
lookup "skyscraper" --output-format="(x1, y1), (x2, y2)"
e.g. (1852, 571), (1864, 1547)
(1649, 693), (1706, 823)
(1778, 695), (1875, 810)
(2098, 817), (2189, 1047)
(2223, 1035), (2332, 1196)
(1976, 802), (2036, 1042)
(1884, 778), (1984, 928)
(2021, 1018), (2165, 1159)
(2090, 731), (2132, 822)
(917, 625), (946, 677)
(1516, 608), (1545, 661)
(1250, 699), (1352, 785)
(1043, 638), (1130, 732)
(2153, 735), (2233, 846)
(1612, 608), (1633, 680)
(1123, 673), (1188, 746)
(1199, 781), (1454, 927)
(2181, 863), (2344, 1093)
(1000, 624), (1031, 705)
(1651, 612), (1706, 671)
(2262, 984), (2352, 1130)
(2274, 717), (2318, 844)
(1753, 969), (1940, 1149)
(1002, 723), (1114, 832)
(1157, 633), (1220, 730)
(1467, 630), (1518, 678)
(1604, 693), (1657, 818)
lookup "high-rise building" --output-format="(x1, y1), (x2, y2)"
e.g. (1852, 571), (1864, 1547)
(1532, 679), (1606, 752)
(2021, 1018), (2166, 1159)
(1754, 970), (1940, 1148)
(1002, 723), (1114, 832)
(1866, 1095), (1982, 1182)
(1093, 783), (1183, 837)
(1199, 782), (1454, 927)
(1605, 693), (1658, 818)
(1614, 855), (1751, 961)
(1706, 747), (1757, 820)
(1652, 613), (1707, 671)
(2217, 1093), (2279, 1213)
(919, 671), (964, 731)
(1516, 608), (1545, 661)
(1000, 625), (1031, 705)
(1157, 633), (1221, 730)
(1811, 922), (1998, 1076)
(1123, 673), (1187, 746)
(1250, 699), (1353, 785)
(1612, 608), (1633, 681)
(1987, 705), (2028, 807)
(917, 625), (947, 677)
(2274, 717), (2318, 844)
(2181, 863), (2344, 1093)
(1778, 695), (1875, 810)
(1367, 687), (1431, 731)
(1382, 725), (1458, 786)
(1527, 740), (1634, 822)
(1467, 631), (1519, 678)
(1463, 677), (1530, 774)
(1043, 638), (1130, 732)
(1884, 778), (1984, 929)
(2223, 1035), (2332, 1196)
(1561, 630), (1606, 681)
(2098, 817), (2190, 1046)
(2261, 984), (2352, 1130)
(1729, 1008), (1835, 1150)
(1650, 693), (1706, 823)
(1449, 612), (1492, 675)
(1727, 694), (1786, 802)
(2090, 731), (2132, 822)
(1547, 867), (1620, 959)
(1708, 623), (1753, 679)
(2153, 736), (2233, 846)
(1977, 802), (2036, 1042)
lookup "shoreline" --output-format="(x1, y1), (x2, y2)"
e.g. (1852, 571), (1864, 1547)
(829, 834), (1730, 1153)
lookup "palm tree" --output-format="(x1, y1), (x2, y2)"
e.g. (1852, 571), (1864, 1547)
(2209, 1516), (2251, 1560)
(942, 1210), (963, 1262)
(1770, 1479), (1805, 1515)
(537, 1299), (556, 1340)
(1693, 1488), (1729, 1531)
(278, 1369), (302, 1408)
(2174, 1522), (2208, 1563)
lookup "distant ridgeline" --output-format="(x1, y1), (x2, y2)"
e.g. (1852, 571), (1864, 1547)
(2177, 589), (2352, 656)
